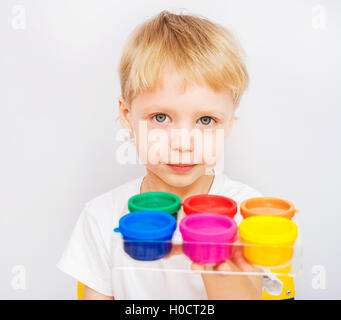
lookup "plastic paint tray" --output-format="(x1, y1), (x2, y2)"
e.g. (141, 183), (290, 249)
(111, 232), (303, 277)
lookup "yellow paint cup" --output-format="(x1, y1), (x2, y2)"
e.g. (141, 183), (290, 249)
(239, 216), (298, 267)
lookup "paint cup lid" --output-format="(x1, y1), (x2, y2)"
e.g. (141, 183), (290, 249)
(182, 194), (237, 218)
(128, 192), (181, 214)
(239, 216), (298, 245)
(114, 210), (176, 240)
(240, 197), (298, 220)
(179, 212), (237, 242)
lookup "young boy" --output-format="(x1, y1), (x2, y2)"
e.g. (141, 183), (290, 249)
(58, 10), (270, 300)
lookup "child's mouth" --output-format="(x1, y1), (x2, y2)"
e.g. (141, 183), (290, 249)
(166, 163), (198, 173)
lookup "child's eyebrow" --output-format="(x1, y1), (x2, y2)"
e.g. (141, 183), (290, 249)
(192, 109), (227, 119)
(143, 104), (173, 113)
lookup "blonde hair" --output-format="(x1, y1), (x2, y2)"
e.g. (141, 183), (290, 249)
(118, 10), (249, 108)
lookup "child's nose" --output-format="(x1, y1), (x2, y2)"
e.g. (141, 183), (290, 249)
(169, 128), (195, 152)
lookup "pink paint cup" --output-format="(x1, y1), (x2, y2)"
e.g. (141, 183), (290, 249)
(179, 213), (238, 265)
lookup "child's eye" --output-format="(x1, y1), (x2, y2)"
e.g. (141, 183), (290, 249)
(152, 113), (170, 123)
(198, 116), (215, 125)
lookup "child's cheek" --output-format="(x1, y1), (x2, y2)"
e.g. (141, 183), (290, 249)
(135, 126), (170, 165)
(148, 129), (170, 164)
(201, 128), (225, 166)
(132, 119), (166, 165)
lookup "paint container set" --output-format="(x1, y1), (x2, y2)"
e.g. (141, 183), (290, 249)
(114, 192), (302, 272)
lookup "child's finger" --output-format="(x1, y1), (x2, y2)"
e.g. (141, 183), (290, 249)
(191, 262), (204, 271)
(231, 246), (254, 272)
(213, 262), (232, 276)
(164, 243), (183, 259)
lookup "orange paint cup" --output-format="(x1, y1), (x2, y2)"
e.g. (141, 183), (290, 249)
(240, 197), (299, 220)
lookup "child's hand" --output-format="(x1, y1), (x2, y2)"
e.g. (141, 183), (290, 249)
(164, 238), (255, 274)
(191, 242), (255, 274)
(164, 239), (263, 299)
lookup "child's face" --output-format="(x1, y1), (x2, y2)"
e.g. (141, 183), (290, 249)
(119, 66), (235, 188)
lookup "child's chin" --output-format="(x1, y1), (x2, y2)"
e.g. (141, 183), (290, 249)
(161, 172), (201, 188)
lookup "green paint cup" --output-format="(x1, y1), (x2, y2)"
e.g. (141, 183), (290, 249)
(128, 192), (181, 221)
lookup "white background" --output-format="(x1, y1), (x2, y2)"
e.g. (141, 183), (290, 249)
(0, 0), (340, 299)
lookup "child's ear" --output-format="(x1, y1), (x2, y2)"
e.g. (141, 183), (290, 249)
(118, 95), (133, 132)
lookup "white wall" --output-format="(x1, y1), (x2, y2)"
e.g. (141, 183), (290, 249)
(1, 0), (340, 299)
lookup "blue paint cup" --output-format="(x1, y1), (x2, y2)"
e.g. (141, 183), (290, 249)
(114, 210), (177, 261)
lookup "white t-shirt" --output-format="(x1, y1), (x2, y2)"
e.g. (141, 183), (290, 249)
(57, 172), (264, 299)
